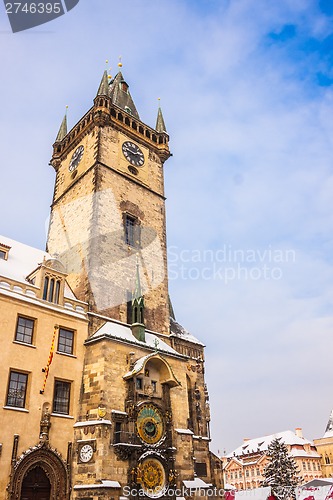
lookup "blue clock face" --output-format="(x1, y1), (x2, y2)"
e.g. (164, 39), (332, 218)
(122, 141), (144, 167)
(136, 404), (165, 444)
(69, 145), (84, 172)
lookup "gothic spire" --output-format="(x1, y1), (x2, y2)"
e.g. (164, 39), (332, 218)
(131, 258), (145, 342)
(96, 70), (110, 97)
(55, 113), (67, 142)
(155, 104), (167, 133)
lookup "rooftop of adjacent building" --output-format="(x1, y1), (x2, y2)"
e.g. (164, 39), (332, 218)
(0, 235), (87, 317)
(225, 428), (321, 460)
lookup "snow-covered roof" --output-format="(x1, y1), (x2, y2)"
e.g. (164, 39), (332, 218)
(0, 235), (75, 300)
(170, 317), (204, 346)
(183, 478), (213, 489)
(89, 319), (182, 357)
(296, 484), (333, 500)
(226, 430), (315, 457)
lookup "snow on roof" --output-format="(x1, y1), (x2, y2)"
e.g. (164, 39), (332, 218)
(296, 484), (333, 500)
(0, 235), (75, 299)
(226, 430), (315, 457)
(89, 319), (181, 357)
(0, 236), (48, 283)
(183, 478), (213, 489)
(170, 317), (204, 346)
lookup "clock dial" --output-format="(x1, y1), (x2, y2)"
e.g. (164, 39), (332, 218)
(136, 404), (165, 445)
(79, 443), (93, 463)
(122, 141), (145, 167)
(138, 458), (166, 498)
(69, 145), (84, 172)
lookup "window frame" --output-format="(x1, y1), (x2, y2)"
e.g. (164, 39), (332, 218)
(14, 315), (35, 345)
(52, 379), (71, 415)
(6, 370), (28, 409)
(57, 327), (75, 355)
(124, 213), (140, 248)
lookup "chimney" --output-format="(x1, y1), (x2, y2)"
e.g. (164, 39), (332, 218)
(295, 427), (303, 438)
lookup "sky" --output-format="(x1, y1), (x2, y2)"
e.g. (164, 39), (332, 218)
(1, 0), (333, 455)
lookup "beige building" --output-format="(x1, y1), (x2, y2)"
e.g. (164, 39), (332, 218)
(314, 409), (333, 478)
(0, 69), (221, 499)
(223, 429), (322, 490)
(0, 238), (88, 498)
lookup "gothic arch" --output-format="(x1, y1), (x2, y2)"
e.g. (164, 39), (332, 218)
(8, 445), (68, 500)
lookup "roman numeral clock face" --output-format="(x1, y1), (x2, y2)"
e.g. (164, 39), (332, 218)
(122, 141), (145, 167)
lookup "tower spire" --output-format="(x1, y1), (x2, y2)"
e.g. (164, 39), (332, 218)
(96, 70), (110, 97)
(131, 258), (145, 342)
(155, 99), (167, 133)
(55, 110), (68, 142)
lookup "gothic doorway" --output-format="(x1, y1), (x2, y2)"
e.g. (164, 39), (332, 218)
(8, 445), (68, 500)
(21, 466), (51, 500)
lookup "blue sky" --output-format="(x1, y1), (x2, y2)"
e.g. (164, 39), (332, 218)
(1, 0), (333, 454)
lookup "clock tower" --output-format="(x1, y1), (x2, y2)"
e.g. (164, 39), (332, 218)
(47, 69), (171, 335)
(46, 69), (221, 499)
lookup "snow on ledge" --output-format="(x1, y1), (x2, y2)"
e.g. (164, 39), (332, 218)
(74, 480), (121, 490)
(73, 419), (112, 427)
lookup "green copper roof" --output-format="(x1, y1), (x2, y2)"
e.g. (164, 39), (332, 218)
(155, 106), (167, 133)
(55, 113), (67, 142)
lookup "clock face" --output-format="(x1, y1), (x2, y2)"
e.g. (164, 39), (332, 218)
(122, 141), (144, 167)
(69, 145), (84, 172)
(136, 404), (165, 445)
(138, 458), (166, 498)
(79, 444), (93, 463)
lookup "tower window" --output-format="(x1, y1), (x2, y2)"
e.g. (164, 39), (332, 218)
(124, 214), (140, 247)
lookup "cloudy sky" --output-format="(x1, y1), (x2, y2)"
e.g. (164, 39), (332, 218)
(1, 0), (333, 454)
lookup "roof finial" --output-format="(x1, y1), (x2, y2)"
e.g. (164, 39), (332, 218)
(106, 59), (112, 80)
(118, 55), (123, 68)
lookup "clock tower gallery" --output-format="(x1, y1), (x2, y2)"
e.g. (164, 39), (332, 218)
(47, 69), (219, 498)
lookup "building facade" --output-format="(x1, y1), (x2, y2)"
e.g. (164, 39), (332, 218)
(0, 69), (220, 499)
(223, 429), (322, 490)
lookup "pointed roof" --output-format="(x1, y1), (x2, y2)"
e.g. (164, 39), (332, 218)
(109, 72), (140, 119)
(55, 114), (67, 142)
(324, 409), (333, 437)
(133, 259), (143, 302)
(96, 70), (110, 97)
(155, 106), (167, 133)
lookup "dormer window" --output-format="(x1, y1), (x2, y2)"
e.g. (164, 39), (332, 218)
(0, 243), (11, 260)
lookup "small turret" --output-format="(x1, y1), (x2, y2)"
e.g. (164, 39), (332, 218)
(155, 103), (167, 133)
(96, 70), (110, 97)
(54, 112), (67, 142)
(131, 260), (145, 342)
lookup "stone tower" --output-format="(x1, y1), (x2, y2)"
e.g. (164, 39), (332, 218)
(47, 70), (171, 335)
(46, 69), (220, 499)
